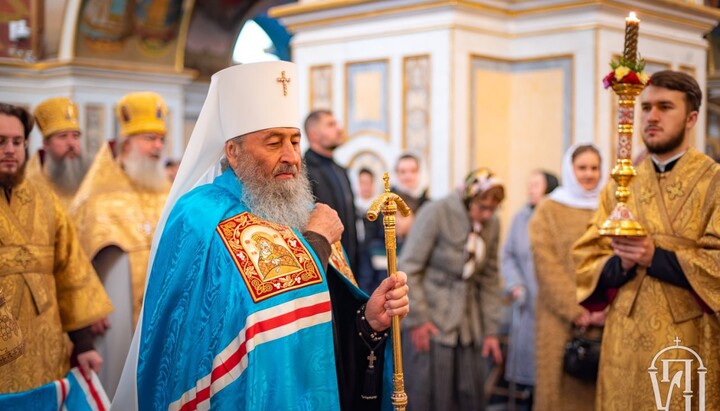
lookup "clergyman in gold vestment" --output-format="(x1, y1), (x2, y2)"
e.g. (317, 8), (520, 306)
(69, 91), (170, 399)
(25, 97), (92, 209)
(573, 71), (720, 410)
(0, 103), (113, 393)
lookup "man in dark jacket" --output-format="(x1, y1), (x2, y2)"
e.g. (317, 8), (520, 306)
(304, 110), (358, 272)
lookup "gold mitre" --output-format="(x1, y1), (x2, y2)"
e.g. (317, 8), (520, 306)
(116, 91), (167, 137)
(33, 97), (80, 139)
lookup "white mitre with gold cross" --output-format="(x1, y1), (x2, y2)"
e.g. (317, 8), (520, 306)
(161, 60), (300, 238)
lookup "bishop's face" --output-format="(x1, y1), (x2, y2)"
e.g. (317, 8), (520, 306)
(0, 114), (27, 180)
(225, 127), (314, 230)
(228, 127), (302, 180)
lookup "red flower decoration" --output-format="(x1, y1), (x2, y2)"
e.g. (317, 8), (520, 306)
(623, 71), (640, 84)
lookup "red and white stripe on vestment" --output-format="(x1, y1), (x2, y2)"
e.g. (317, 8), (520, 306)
(70, 368), (110, 411)
(168, 291), (333, 411)
(54, 368), (110, 411)
(55, 377), (69, 411)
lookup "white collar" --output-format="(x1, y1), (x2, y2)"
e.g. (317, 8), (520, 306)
(651, 151), (686, 172)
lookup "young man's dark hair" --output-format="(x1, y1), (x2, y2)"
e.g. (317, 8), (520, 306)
(648, 70), (702, 113)
(0, 103), (34, 138)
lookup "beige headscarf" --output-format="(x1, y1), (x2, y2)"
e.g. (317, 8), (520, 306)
(460, 168), (503, 279)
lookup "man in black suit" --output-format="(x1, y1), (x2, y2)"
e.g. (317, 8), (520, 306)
(303, 110), (358, 273)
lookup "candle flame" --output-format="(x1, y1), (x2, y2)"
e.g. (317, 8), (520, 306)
(627, 12), (639, 22)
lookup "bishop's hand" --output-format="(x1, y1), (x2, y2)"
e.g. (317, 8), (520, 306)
(365, 271), (409, 332)
(306, 203), (344, 245)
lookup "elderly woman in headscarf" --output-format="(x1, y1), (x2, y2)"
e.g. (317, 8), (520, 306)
(398, 168), (505, 411)
(501, 170), (559, 410)
(531, 143), (607, 411)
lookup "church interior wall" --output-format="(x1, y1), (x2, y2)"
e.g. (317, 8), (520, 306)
(0, 67), (191, 161)
(453, 25), (578, 231)
(468, 56), (568, 231)
(43, 0), (69, 59)
(182, 81), (211, 155)
(292, 17), (454, 200)
(283, 0), (718, 240)
(58, 0), (81, 62)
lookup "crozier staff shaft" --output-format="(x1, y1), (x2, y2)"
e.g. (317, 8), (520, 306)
(366, 173), (411, 411)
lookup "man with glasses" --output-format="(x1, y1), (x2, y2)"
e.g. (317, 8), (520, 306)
(0, 103), (112, 396)
(69, 91), (170, 400)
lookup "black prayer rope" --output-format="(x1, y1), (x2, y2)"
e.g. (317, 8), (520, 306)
(356, 304), (389, 400)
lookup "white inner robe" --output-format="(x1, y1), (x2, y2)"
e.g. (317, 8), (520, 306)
(93, 247), (134, 401)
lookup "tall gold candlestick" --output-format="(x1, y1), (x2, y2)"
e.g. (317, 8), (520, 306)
(623, 12), (640, 63)
(599, 12), (646, 237)
(598, 84), (647, 237)
(367, 173), (411, 411)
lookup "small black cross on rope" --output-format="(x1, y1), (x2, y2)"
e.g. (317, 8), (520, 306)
(367, 351), (377, 369)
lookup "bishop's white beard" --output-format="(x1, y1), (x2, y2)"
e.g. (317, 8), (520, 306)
(122, 145), (167, 192)
(44, 153), (91, 194)
(233, 157), (314, 231)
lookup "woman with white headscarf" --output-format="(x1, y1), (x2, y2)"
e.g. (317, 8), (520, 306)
(531, 143), (607, 411)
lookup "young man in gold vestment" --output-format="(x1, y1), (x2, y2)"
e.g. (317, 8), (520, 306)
(573, 70), (720, 410)
(25, 97), (92, 209)
(69, 91), (170, 399)
(0, 103), (113, 393)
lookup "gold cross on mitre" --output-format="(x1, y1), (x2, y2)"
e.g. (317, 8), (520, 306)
(276, 71), (291, 96)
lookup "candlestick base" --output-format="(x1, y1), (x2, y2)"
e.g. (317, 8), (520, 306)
(598, 203), (647, 237)
(599, 159), (646, 237)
